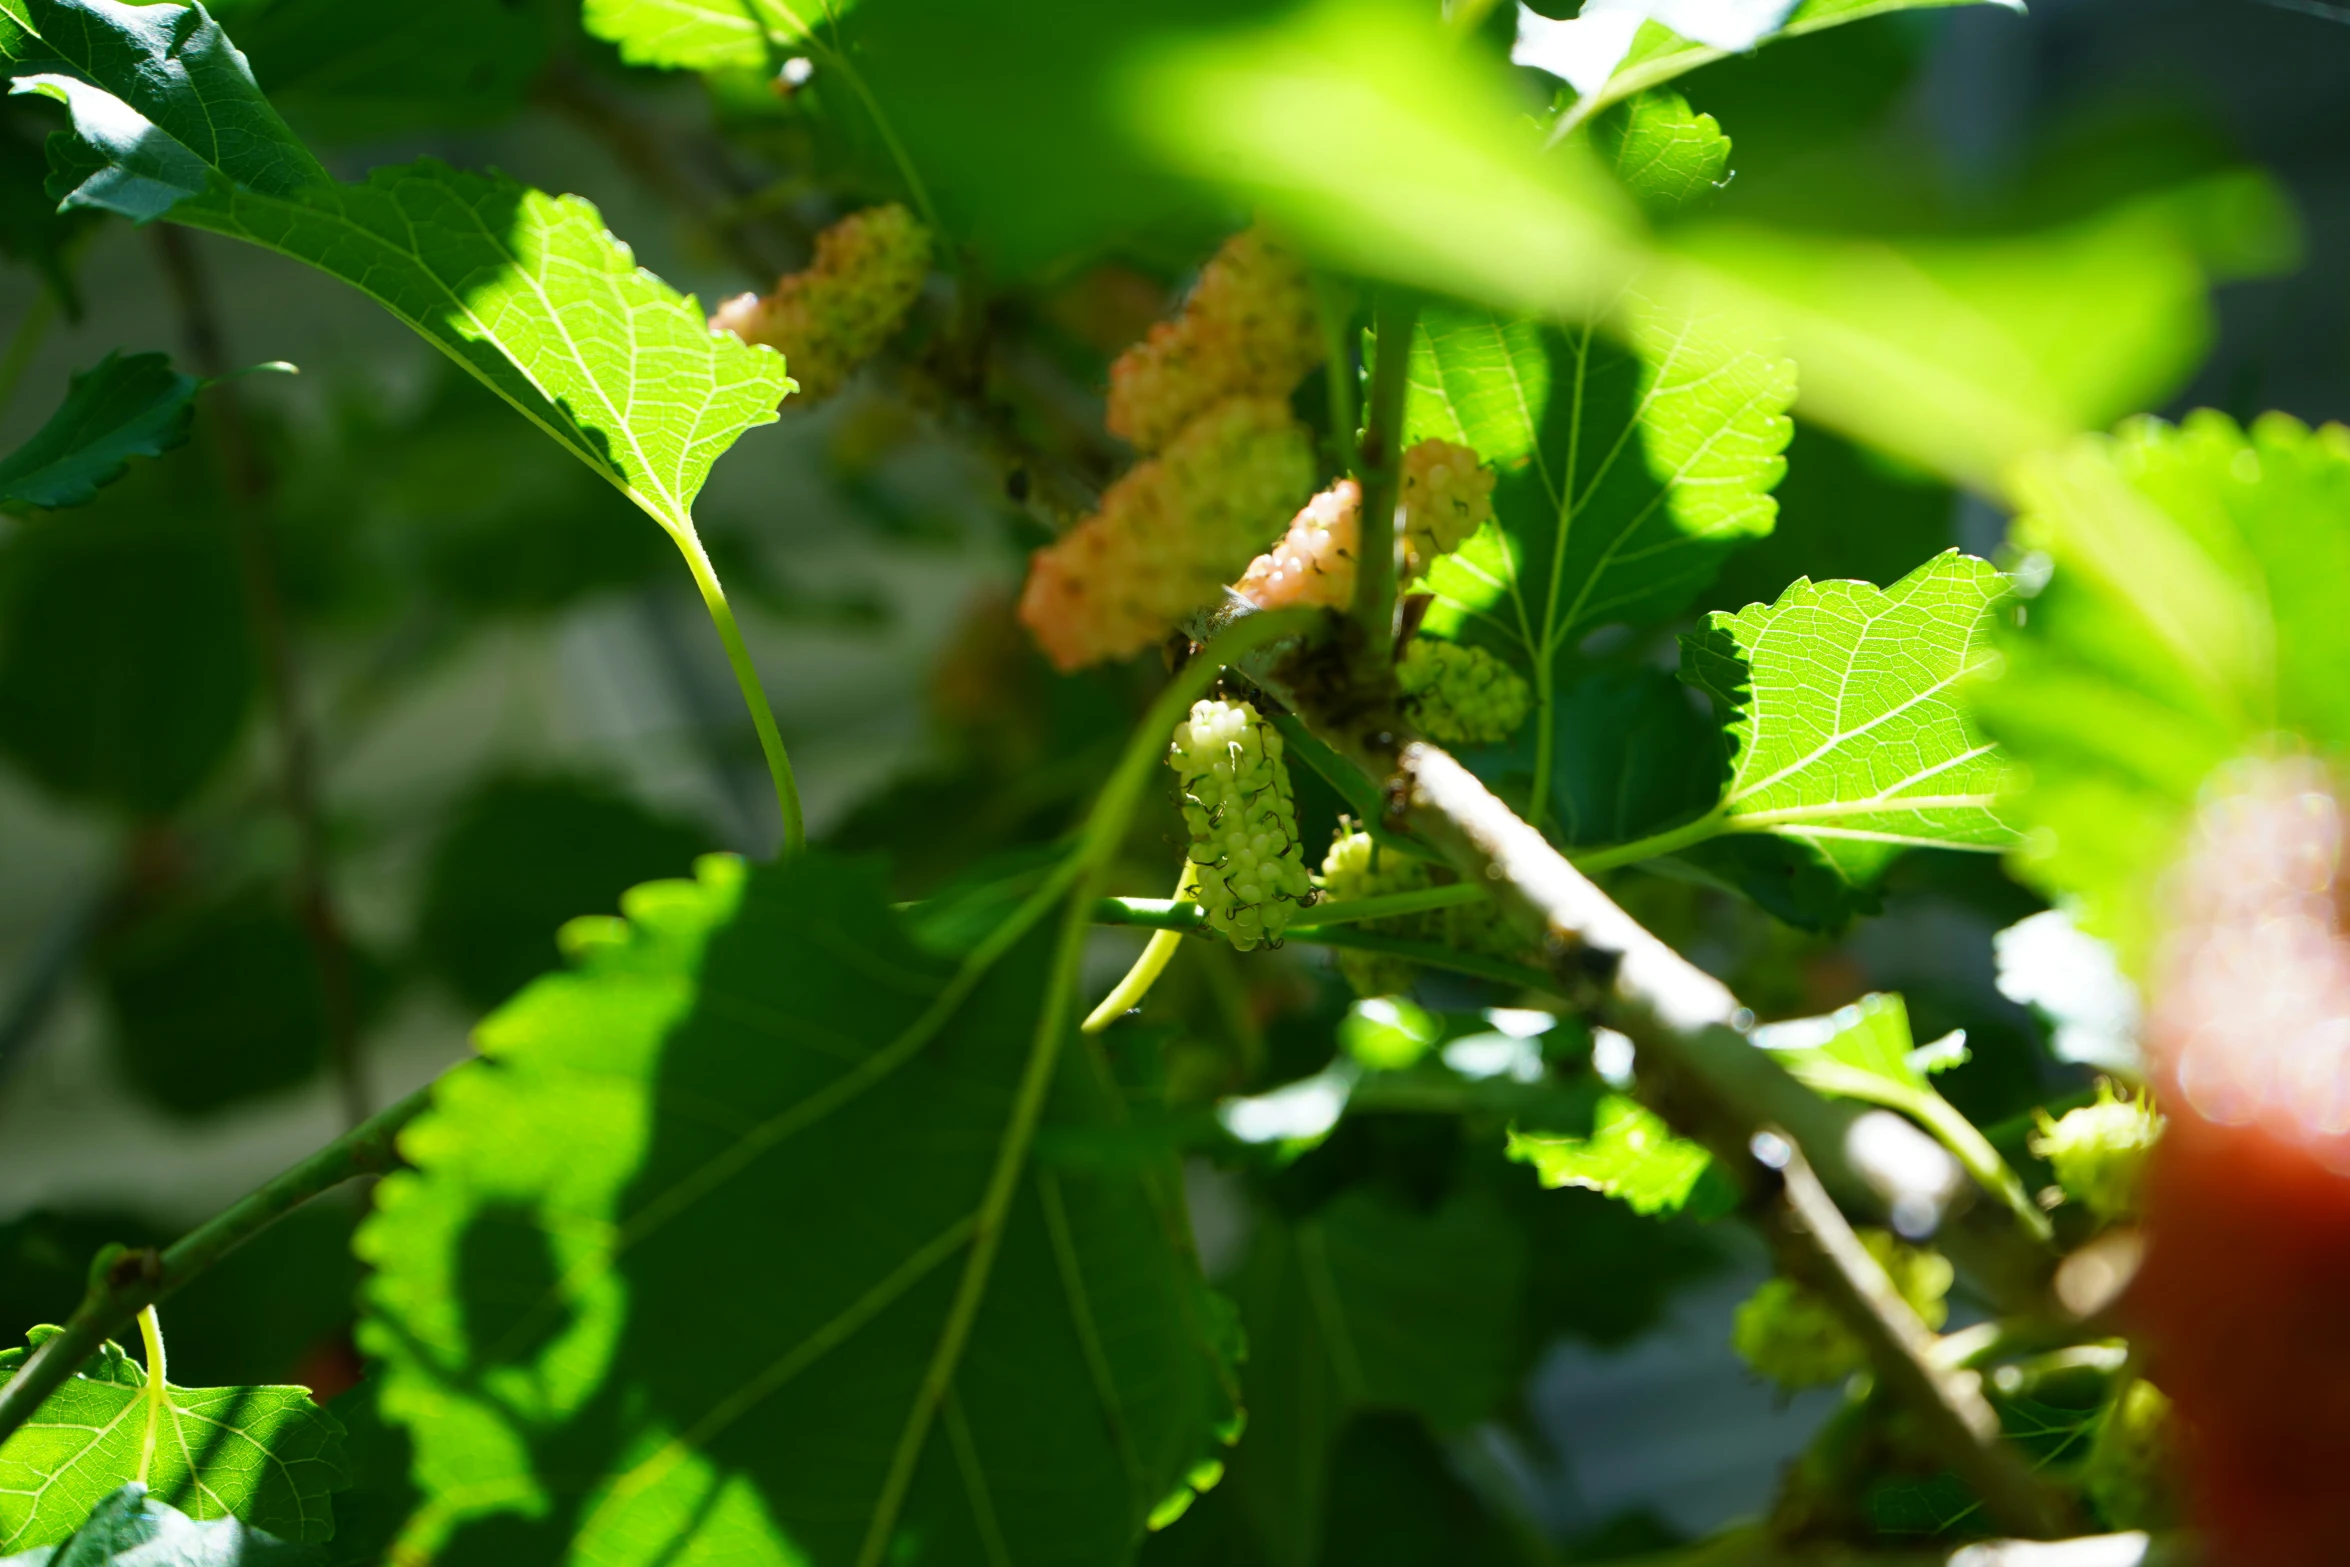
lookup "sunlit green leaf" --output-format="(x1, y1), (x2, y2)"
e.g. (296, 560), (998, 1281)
(1753, 992), (2037, 1227)
(0, 352), (199, 511)
(1508, 1093), (1722, 1217)
(1976, 411), (2350, 970)
(360, 853), (1238, 1565)
(3, 0), (792, 542)
(1679, 550), (2019, 902)
(0, 1331), (347, 1551)
(583, 0), (831, 74)
(1584, 88), (1730, 216)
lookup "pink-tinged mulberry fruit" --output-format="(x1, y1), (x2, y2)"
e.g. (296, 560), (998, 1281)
(709, 204), (931, 402)
(1019, 399), (1313, 671)
(1401, 439), (1494, 581)
(1235, 480), (1359, 612)
(1107, 228), (1324, 455)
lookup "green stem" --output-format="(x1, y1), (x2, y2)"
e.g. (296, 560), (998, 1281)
(1566, 810), (1726, 873)
(0, 1081), (430, 1449)
(1095, 881), (1490, 932)
(1905, 1092), (2055, 1244)
(1352, 291), (1420, 661)
(1090, 899), (1569, 998)
(677, 535), (805, 854)
(133, 1305), (165, 1486)
(1083, 861), (1198, 1033)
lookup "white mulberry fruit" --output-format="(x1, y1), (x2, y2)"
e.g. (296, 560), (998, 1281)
(1170, 699), (1315, 951)
(1020, 399), (1313, 671)
(710, 204), (931, 402)
(1109, 227), (1323, 455)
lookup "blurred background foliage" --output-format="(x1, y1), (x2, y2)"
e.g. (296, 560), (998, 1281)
(1, 0), (2346, 1556)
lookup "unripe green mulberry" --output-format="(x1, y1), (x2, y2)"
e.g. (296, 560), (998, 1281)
(1317, 825), (1434, 996)
(2030, 1080), (2163, 1224)
(1170, 699), (1315, 951)
(710, 204), (930, 401)
(1732, 1232), (1953, 1391)
(1397, 638), (1532, 746)
(1020, 399), (1314, 670)
(1109, 227), (1324, 455)
(1401, 439), (1495, 580)
(2082, 1380), (2179, 1529)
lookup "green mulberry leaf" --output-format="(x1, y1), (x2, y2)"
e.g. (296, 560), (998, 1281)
(0, 1331), (347, 1551)
(582, 0), (833, 74)
(0, 353), (199, 511)
(1217, 1188), (1526, 1567)
(1678, 551), (2020, 910)
(2, 0), (792, 544)
(1584, 89), (1728, 216)
(1402, 293), (1791, 841)
(1753, 992), (2040, 1231)
(359, 852), (1238, 1566)
(1508, 1094), (1726, 1218)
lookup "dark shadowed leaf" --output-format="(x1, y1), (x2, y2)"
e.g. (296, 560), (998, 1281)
(360, 852), (1239, 1565)
(0, 354), (200, 512)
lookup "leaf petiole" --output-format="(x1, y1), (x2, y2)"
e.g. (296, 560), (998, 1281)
(133, 1306), (165, 1488)
(675, 533), (805, 854)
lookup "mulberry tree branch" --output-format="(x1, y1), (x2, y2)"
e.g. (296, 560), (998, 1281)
(0, 1081), (432, 1448)
(1203, 609), (2069, 1534)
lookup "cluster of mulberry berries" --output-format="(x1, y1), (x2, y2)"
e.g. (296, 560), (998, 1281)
(1232, 437), (1497, 614)
(1108, 228), (1324, 454)
(1397, 637), (1532, 746)
(1169, 699), (1315, 951)
(709, 204), (930, 402)
(1021, 400), (1314, 670)
(2030, 1080), (2163, 1225)
(1317, 825), (1437, 996)
(1731, 1232), (1953, 1391)
(1316, 823), (1537, 996)
(1401, 439), (1495, 580)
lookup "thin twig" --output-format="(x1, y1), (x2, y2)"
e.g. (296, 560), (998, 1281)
(1769, 1140), (2075, 1536)
(151, 226), (368, 1129)
(0, 1080), (433, 1446)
